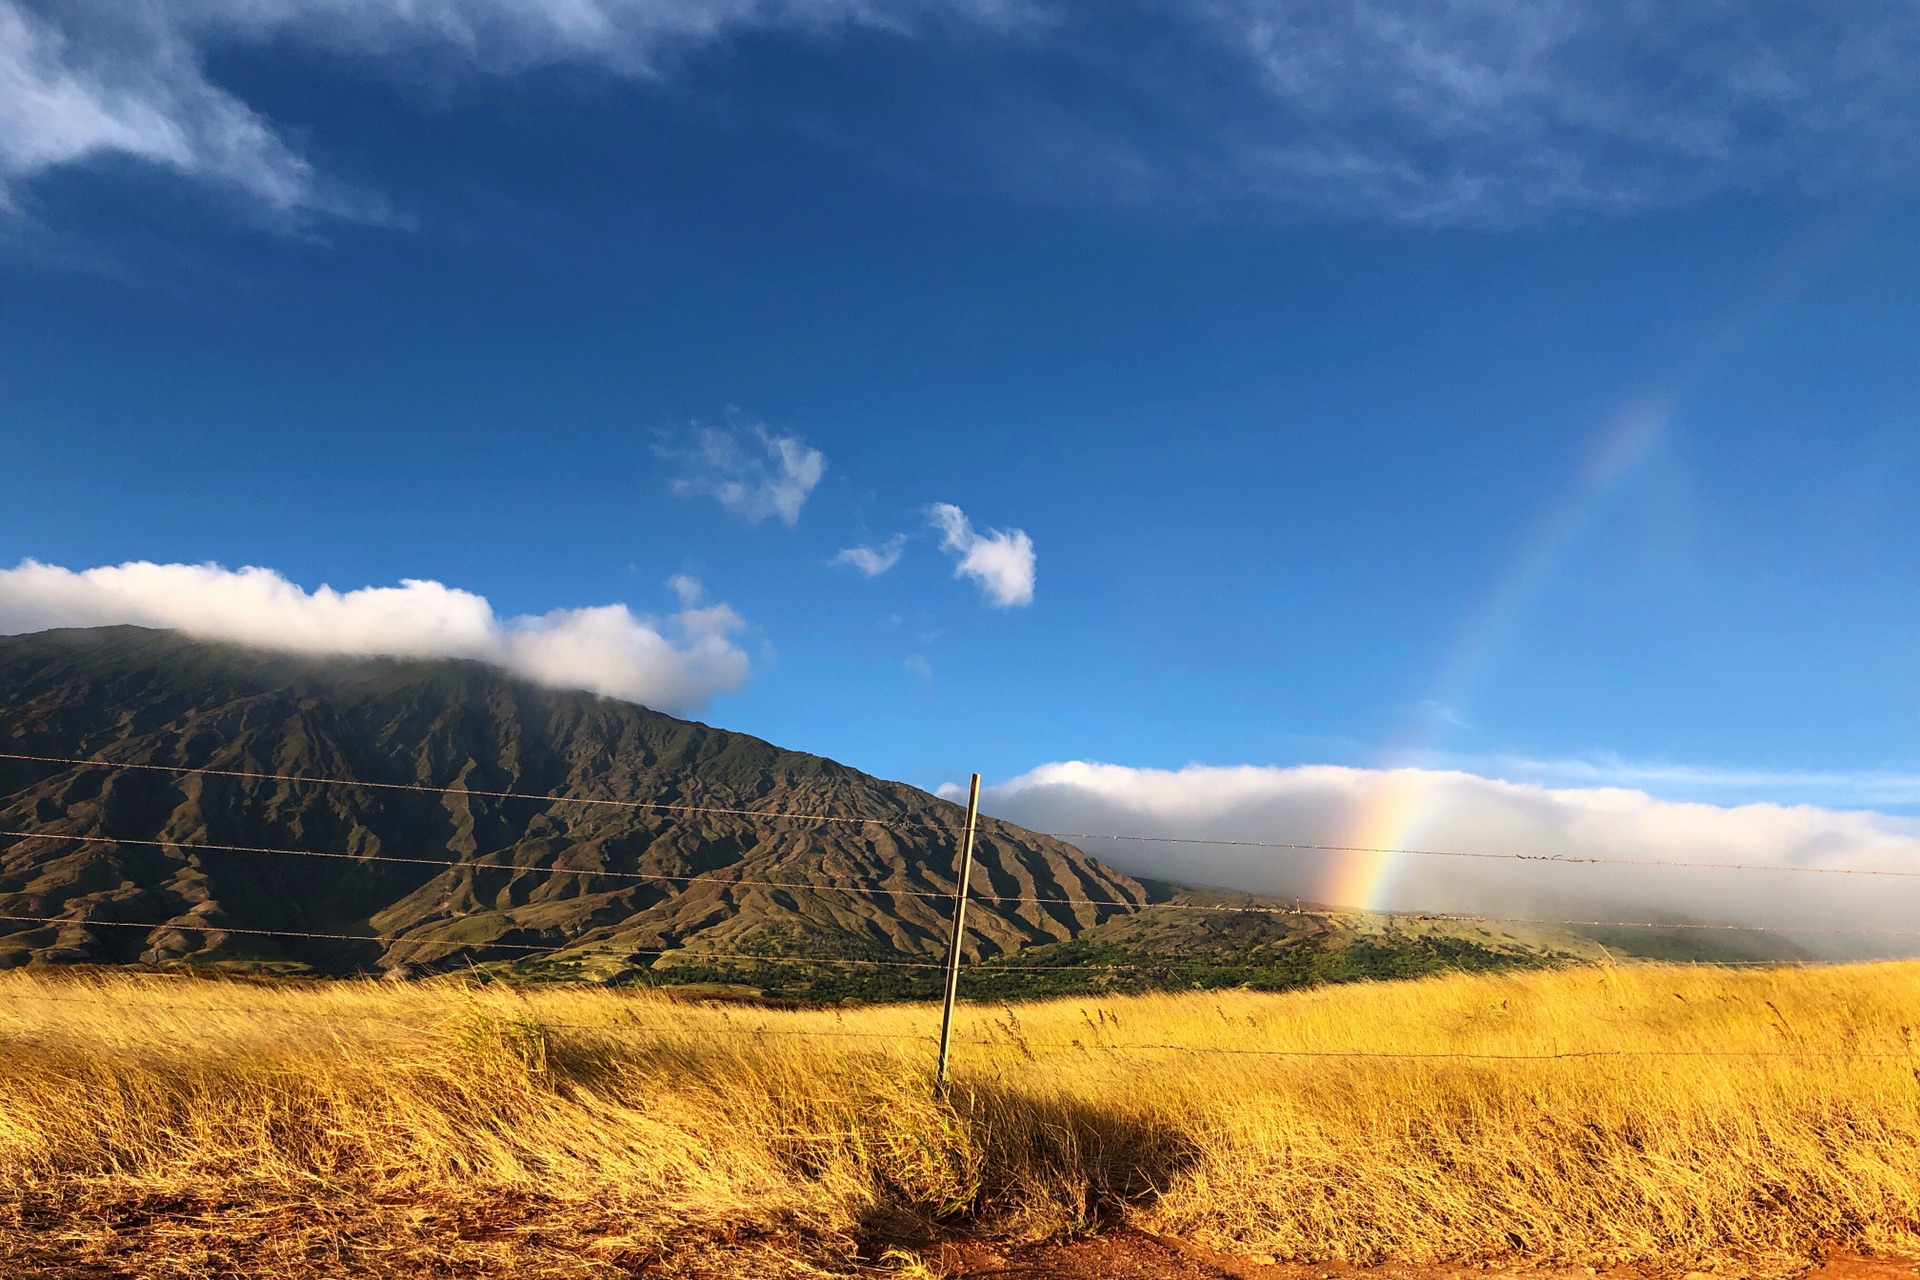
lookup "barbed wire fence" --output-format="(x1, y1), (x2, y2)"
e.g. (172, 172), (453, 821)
(1, 749), (1914, 1082)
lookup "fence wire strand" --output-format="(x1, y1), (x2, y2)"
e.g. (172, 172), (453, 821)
(0, 751), (939, 830)
(11, 736), (1920, 1089)
(5, 750), (1916, 1044)
(0, 828), (1008, 907)
(0, 913), (962, 970)
(1, 829), (1909, 940)
(7, 749), (1919, 881)
(4, 986), (1913, 1063)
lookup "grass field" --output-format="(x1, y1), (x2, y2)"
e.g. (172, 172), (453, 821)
(4, 962), (1919, 1277)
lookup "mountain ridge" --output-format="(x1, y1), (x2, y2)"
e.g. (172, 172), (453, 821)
(0, 626), (1146, 979)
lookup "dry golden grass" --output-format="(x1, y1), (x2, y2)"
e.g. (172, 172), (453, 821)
(3, 962), (1919, 1276)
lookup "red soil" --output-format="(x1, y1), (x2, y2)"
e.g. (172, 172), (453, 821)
(923, 1230), (1916, 1280)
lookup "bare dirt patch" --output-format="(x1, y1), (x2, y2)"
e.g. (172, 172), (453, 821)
(5, 1210), (1912, 1280)
(925, 1232), (1917, 1280)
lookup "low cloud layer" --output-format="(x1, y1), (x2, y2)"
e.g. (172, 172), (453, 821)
(927, 502), (1034, 607)
(668, 422), (825, 527)
(1474, 753), (1920, 812)
(0, 559), (750, 712)
(967, 760), (1920, 957)
(7, 1), (1920, 224)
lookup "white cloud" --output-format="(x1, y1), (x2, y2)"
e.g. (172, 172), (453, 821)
(926, 502), (1034, 607)
(8, 2), (1920, 223)
(665, 572), (704, 606)
(903, 653), (932, 680)
(0, 1), (318, 213)
(1470, 753), (1920, 811)
(1164, 2), (1920, 221)
(668, 422), (825, 526)
(0, 0), (1023, 216)
(967, 760), (1920, 956)
(0, 559), (750, 712)
(831, 534), (906, 577)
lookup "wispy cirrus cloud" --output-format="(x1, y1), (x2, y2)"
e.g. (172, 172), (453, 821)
(6, 1), (1920, 225)
(667, 420), (825, 527)
(927, 502), (1034, 607)
(1182, 1), (1920, 221)
(0, 1), (385, 219)
(0, 558), (750, 712)
(0, 0), (1026, 217)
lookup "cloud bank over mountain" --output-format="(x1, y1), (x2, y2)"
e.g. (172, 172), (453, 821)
(6, 0), (1920, 223)
(967, 760), (1920, 955)
(0, 559), (750, 712)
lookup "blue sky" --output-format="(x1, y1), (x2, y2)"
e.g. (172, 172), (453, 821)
(3, 0), (1919, 840)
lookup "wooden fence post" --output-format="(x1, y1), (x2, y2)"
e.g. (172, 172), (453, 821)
(935, 772), (981, 1097)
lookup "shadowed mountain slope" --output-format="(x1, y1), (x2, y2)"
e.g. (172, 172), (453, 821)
(0, 627), (1147, 978)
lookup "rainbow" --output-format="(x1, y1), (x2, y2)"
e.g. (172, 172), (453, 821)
(1320, 768), (1438, 909)
(1311, 207), (1872, 912)
(1317, 398), (1670, 912)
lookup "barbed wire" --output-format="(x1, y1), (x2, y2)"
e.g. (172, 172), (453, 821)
(1663, 958), (1839, 967)
(6, 759), (1916, 983)
(0, 750), (943, 831)
(1371, 910), (1920, 938)
(0, 827), (1245, 918)
(8, 752), (1912, 1074)
(1042, 1042), (1920, 1062)
(7, 823), (1916, 954)
(0, 906), (1893, 992)
(1042, 829), (1920, 879)
(3, 985), (1911, 1062)
(0, 913), (966, 970)
(0, 832), (1912, 959)
(0, 988), (937, 1040)
(0, 911), (1205, 973)
(9, 749), (1919, 883)
(1, 829), (1911, 942)
(0, 828), (1021, 908)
